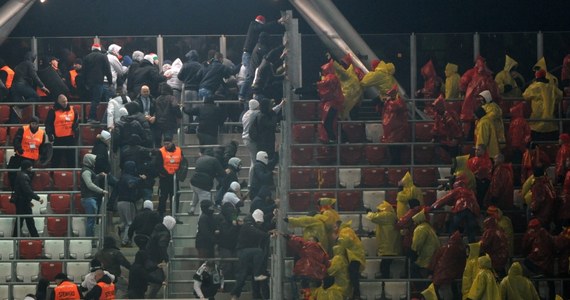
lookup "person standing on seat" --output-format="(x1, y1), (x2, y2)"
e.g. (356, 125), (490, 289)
(82, 43), (113, 123)
(12, 160), (43, 237)
(184, 92), (225, 153)
(45, 94), (79, 168)
(156, 135), (184, 216)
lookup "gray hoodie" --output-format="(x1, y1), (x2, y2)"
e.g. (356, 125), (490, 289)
(80, 154), (105, 197)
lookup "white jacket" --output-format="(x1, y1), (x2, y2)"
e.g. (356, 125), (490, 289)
(107, 44), (128, 88)
(107, 95), (131, 128)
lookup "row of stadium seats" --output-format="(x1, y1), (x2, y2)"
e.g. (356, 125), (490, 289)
(0, 239), (93, 261)
(0, 216), (88, 238)
(0, 125), (103, 146)
(0, 103), (107, 125)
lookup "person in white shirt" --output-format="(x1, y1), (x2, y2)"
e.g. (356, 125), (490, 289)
(106, 91), (131, 130)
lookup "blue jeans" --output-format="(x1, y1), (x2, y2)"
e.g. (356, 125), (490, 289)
(198, 88), (213, 101)
(81, 197), (98, 237)
(88, 84), (112, 120)
(238, 51), (253, 101)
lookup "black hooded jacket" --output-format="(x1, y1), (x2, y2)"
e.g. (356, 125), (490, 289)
(178, 50), (203, 91)
(94, 237), (131, 278)
(154, 83), (182, 130)
(82, 49), (112, 86)
(216, 202), (240, 250)
(84, 274), (114, 300)
(13, 52), (45, 88)
(130, 59), (165, 97)
(196, 200), (218, 250)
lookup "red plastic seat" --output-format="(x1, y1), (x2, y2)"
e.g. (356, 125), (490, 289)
(288, 192), (314, 212)
(2, 173), (11, 191)
(0, 193), (16, 214)
(80, 126), (102, 146)
(290, 168), (316, 189)
(0, 148), (4, 167)
(337, 190), (363, 211)
(47, 217), (68, 237)
(49, 194), (71, 214)
(312, 191), (336, 203)
(341, 122), (366, 143)
(85, 104), (106, 121)
(292, 124), (316, 143)
(340, 145), (363, 165)
(19, 240), (43, 259)
(365, 145), (388, 165)
(413, 145), (435, 164)
(422, 189), (437, 206)
(71, 104), (82, 121)
(291, 146), (314, 165)
(413, 167), (439, 187)
(9, 126), (21, 145)
(0, 105), (9, 123)
(414, 122), (433, 142)
(315, 146), (337, 165)
(386, 168), (409, 187)
(73, 193), (85, 214)
(36, 105), (52, 123)
(31, 171), (52, 191)
(52, 171), (75, 191)
(293, 102), (318, 121)
(447, 101), (462, 115)
(40, 262), (63, 282)
(385, 190), (398, 205)
(0, 127), (7, 145)
(20, 106), (34, 124)
(362, 167), (387, 187)
(315, 168), (337, 189)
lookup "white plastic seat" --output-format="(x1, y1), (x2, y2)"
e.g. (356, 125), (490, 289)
(361, 259), (380, 279)
(438, 167), (452, 184)
(361, 215), (377, 232)
(339, 168), (362, 188)
(363, 191), (385, 210)
(5, 149), (14, 165)
(68, 239), (92, 259)
(0, 217), (15, 238)
(365, 123), (383, 143)
(436, 190), (450, 200)
(0, 240), (14, 260)
(44, 239), (65, 259)
(12, 284), (36, 300)
(0, 262), (11, 282)
(15, 262), (39, 282)
(72, 217), (86, 236)
(66, 262), (90, 283)
(339, 214), (360, 231)
(360, 236), (378, 257)
(513, 189), (523, 208)
(284, 260), (294, 278)
(0, 285), (7, 300)
(21, 217), (44, 236)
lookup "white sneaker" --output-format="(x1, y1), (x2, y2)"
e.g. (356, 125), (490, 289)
(254, 274), (268, 281)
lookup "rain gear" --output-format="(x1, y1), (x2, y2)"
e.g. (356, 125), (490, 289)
(521, 146), (551, 183)
(332, 61), (363, 120)
(555, 228), (570, 276)
(327, 246), (350, 297)
(454, 155), (476, 192)
(381, 92), (410, 143)
(287, 235), (330, 280)
(462, 242), (481, 299)
(459, 56), (501, 122)
(318, 198), (340, 251)
(337, 222), (366, 271)
(480, 217), (509, 273)
(445, 63), (461, 99)
(396, 206), (423, 251)
(556, 134), (570, 178)
(533, 57), (558, 86)
(411, 209), (440, 268)
(421, 283), (439, 300)
(396, 172), (424, 218)
(310, 283), (344, 300)
(530, 175), (556, 226)
(522, 220), (555, 275)
(418, 60), (443, 99)
(317, 61), (343, 142)
(495, 55), (523, 98)
(522, 175), (535, 206)
(486, 162), (514, 210)
(474, 111), (500, 158)
(561, 168), (570, 222)
(288, 214), (330, 252)
(366, 202), (401, 256)
(481, 100), (506, 147)
(468, 152), (493, 181)
(487, 207), (514, 256)
(429, 231), (466, 286)
(432, 182), (480, 216)
(361, 60), (398, 96)
(499, 262), (540, 300)
(431, 95), (463, 147)
(508, 102), (531, 152)
(466, 255), (501, 300)
(522, 79), (563, 133)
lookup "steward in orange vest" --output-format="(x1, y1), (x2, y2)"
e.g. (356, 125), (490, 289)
(84, 271), (115, 300)
(13, 117), (47, 163)
(156, 135), (185, 216)
(52, 272), (82, 300)
(0, 59), (14, 99)
(45, 94), (79, 168)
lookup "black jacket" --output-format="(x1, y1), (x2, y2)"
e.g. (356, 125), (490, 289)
(91, 139), (110, 174)
(13, 170), (40, 210)
(185, 100), (225, 137)
(112, 115), (150, 152)
(45, 101), (79, 140)
(128, 208), (162, 240)
(116, 161), (143, 203)
(190, 154), (225, 191)
(249, 99), (278, 153)
(13, 53), (45, 88)
(236, 217), (269, 249)
(37, 65), (69, 101)
(82, 49), (112, 85)
(216, 203), (240, 250)
(154, 84), (182, 131)
(198, 60), (236, 92)
(94, 237), (131, 278)
(147, 223), (171, 263)
(126, 60), (141, 93)
(134, 94), (156, 117)
(130, 60), (165, 97)
(250, 160), (274, 194)
(243, 21), (281, 53)
(178, 50), (203, 91)
(195, 212), (217, 250)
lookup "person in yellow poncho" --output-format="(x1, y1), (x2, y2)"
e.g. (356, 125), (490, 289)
(533, 57), (558, 87)
(337, 220), (366, 300)
(396, 171), (424, 218)
(445, 63), (461, 99)
(521, 173), (535, 207)
(366, 201), (401, 279)
(360, 60), (399, 96)
(310, 276), (344, 300)
(523, 69), (563, 140)
(454, 154), (476, 192)
(327, 245), (350, 298)
(462, 242), (481, 299)
(499, 262), (539, 300)
(478, 90), (506, 148)
(487, 206), (514, 256)
(318, 198), (340, 254)
(474, 107), (500, 158)
(411, 209), (440, 278)
(466, 254), (501, 300)
(286, 212), (330, 253)
(495, 55), (524, 98)
(332, 61), (363, 120)
(422, 283), (439, 300)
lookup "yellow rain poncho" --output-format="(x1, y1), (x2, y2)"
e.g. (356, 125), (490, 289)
(499, 262), (540, 300)
(481, 101), (506, 147)
(327, 245), (350, 297)
(475, 112), (500, 158)
(288, 214), (330, 252)
(454, 155), (476, 191)
(366, 202), (401, 256)
(411, 209), (440, 268)
(494, 208), (514, 256)
(534, 57), (559, 87)
(421, 283), (439, 300)
(338, 221), (366, 270)
(467, 255), (501, 300)
(522, 175), (535, 206)
(445, 63), (461, 99)
(361, 60), (399, 95)
(495, 55), (523, 97)
(310, 284), (344, 300)
(332, 61), (364, 120)
(522, 80), (563, 133)
(396, 172), (424, 218)
(462, 242), (481, 299)
(318, 198), (341, 231)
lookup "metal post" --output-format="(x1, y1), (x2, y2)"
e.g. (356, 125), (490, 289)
(410, 33), (417, 100)
(31, 36), (37, 69)
(473, 32), (480, 62)
(537, 31), (544, 60)
(0, 0), (36, 44)
(220, 35), (227, 58)
(157, 34), (164, 67)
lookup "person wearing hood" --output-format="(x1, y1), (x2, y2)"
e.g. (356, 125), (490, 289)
(521, 142), (551, 184)
(462, 241), (481, 299)
(106, 43), (128, 94)
(126, 50), (145, 98)
(533, 57), (559, 86)
(215, 157), (242, 206)
(285, 234), (330, 297)
(83, 268), (115, 300)
(196, 200), (218, 259)
(317, 198), (340, 252)
(178, 50), (203, 132)
(216, 202), (241, 279)
(46, 94), (79, 168)
(188, 149), (225, 215)
(155, 135), (184, 216)
(473, 107), (500, 159)
(285, 211), (330, 254)
(361, 60), (399, 96)
(128, 200), (162, 249)
(162, 58), (184, 100)
(478, 89), (506, 148)
(146, 215), (176, 298)
(465, 255), (501, 300)
(499, 262), (540, 300)
(487, 206), (515, 257)
(327, 55), (362, 121)
(153, 82), (183, 147)
(507, 102), (531, 164)
(556, 133), (570, 181)
(444, 62), (461, 99)
(184, 87), (225, 153)
(81, 259), (116, 294)
(249, 150), (276, 200)
(485, 154), (514, 210)
(128, 250), (163, 299)
(242, 99), (260, 181)
(240, 31), (270, 103)
(416, 60), (443, 113)
(495, 55), (524, 99)
(112, 101), (152, 151)
(410, 209), (440, 278)
(316, 59), (344, 143)
(432, 176), (480, 242)
(327, 245), (350, 298)
(337, 220), (366, 300)
(91, 130), (112, 175)
(396, 171), (424, 219)
(311, 276), (344, 300)
(555, 227), (570, 298)
(222, 181), (244, 209)
(381, 84), (410, 164)
(197, 52), (236, 101)
(529, 166), (556, 226)
(248, 97), (283, 158)
(82, 43), (113, 123)
(428, 231), (466, 300)
(250, 185), (277, 216)
(80, 154), (108, 237)
(396, 198), (423, 257)
(106, 89), (131, 131)
(468, 144), (493, 207)
(480, 216), (509, 276)
(116, 161), (146, 247)
(11, 51), (49, 103)
(11, 160), (42, 237)
(366, 201), (401, 278)
(523, 218), (555, 277)
(431, 94), (463, 158)
(453, 154), (477, 192)
(13, 116), (48, 167)
(130, 54), (167, 98)
(523, 68), (563, 141)
(94, 236), (131, 280)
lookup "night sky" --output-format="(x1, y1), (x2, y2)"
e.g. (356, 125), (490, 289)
(3, 0), (570, 37)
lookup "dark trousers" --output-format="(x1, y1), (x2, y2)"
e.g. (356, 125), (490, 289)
(450, 209), (478, 243)
(231, 248), (265, 297)
(52, 136), (76, 168)
(197, 132), (218, 154)
(158, 175), (179, 215)
(348, 261), (361, 298)
(13, 206), (39, 237)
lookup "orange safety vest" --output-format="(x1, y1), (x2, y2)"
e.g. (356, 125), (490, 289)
(54, 108), (75, 137)
(20, 125), (44, 161)
(160, 146), (182, 175)
(69, 69), (78, 88)
(97, 281), (116, 300)
(0, 65), (14, 88)
(54, 281), (81, 300)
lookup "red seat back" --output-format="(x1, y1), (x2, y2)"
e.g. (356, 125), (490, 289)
(9, 126), (21, 145)
(73, 193), (85, 214)
(413, 145), (435, 164)
(341, 122), (366, 143)
(315, 168), (337, 189)
(0, 127), (7, 145)
(0, 105), (10, 123)
(291, 146), (314, 165)
(80, 126), (102, 146)
(293, 102), (318, 121)
(365, 145), (388, 165)
(36, 105), (52, 123)
(0, 193), (16, 214)
(19, 240), (43, 259)
(340, 145), (363, 165)
(40, 262), (63, 282)
(413, 167), (439, 188)
(386, 168), (409, 187)
(290, 168), (316, 189)
(52, 171), (75, 191)
(292, 124), (316, 143)
(315, 146), (337, 165)
(47, 217), (68, 237)
(31, 171), (52, 191)
(338, 190), (363, 211)
(288, 192), (314, 212)
(49, 194), (71, 214)
(362, 168), (387, 187)
(85, 103), (106, 121)
(414, 122), (433, 142)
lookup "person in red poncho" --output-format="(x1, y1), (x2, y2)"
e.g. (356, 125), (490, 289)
(484, 153), (514, 210)
(381, 84), (410, 164)
(522, 218), (556, 299)
(431, 95), (463, 159)
(479, 216), (509, 277)
(559, 157), (570, 227)
(395, 198), (423, 257)
(530, 166), (556, 227)
(507, 101), (531, 164)
(416, 60), (443, 115)
(556, 133), (570, 183)
(521, 142), (551, 184)
(285, 234), (330, 299)
(316, 60), (344, 143)
(468, 145), (493, 208)
(428, 231), (466, 300)
(555, 227), (570, 298)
